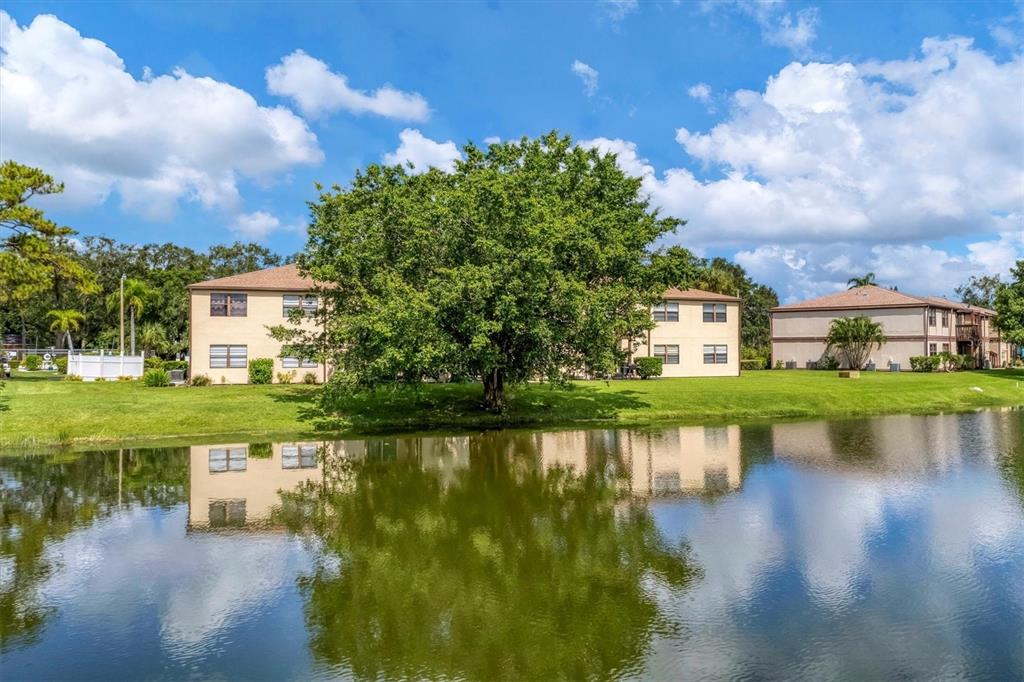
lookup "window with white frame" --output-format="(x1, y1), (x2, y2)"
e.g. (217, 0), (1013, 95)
(652, 302), (679, 322)
(210, 293), (247, 317)
(703, 344), (728, 364)
(941, 311), (949, 328)
(929, 343), (937, 355)
(210, 345), (247, 368)
(283, 295), (318, 317)
(702, 303), (727, 323)
(928, 309), (937, 326)
(282, 356), (318, 369)
(653, 344), (680, 364)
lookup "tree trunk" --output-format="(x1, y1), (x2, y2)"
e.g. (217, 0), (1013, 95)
(130, 307), (136, 356)
(482, 368), (505, 412)
(65, 330), (73, 354)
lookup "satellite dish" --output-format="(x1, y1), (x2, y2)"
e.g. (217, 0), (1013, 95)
(43, 353), (52, 361)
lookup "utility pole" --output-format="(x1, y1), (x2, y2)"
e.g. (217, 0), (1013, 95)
(119, 273), (126, 355)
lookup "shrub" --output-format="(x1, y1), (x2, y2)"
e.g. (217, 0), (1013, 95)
(117, 375), (134, 381)
(144, 356), (165, 371)
(276, 370), (296, 384)
(24, 355), (42, 370)
(774, 360), (784, 370)
(65, 374), (83, 382)
(94, 377), (106, 383)
(189, 374), (212, 387)
(143, 368), (171, 387)
(249, 442), (273, 458)
(740, 359), (764, 371)
(8, 358), (20, 371)
(910, 355), (941, 372)
(817, 354), (840, 371)
(163, 360), (188, 371)
(741, 347), (770, 370)
(635, 357), (663, 379)
(54, 356), (68, 374)
(302, 372), (318, 384)
(249, 358), (274, 384)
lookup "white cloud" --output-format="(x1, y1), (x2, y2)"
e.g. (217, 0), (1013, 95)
(601, 0), (638, 22)
(483, 136), (502, 145)
(703, 1), (819, 54)
(0, 12), (322, 221)
(571, 60), (600, 98)
(231, 211), (281, 240)
(687, 82), (712, 103)
(266, 49), (429, 121)
(383, 128), (462, 173)
(581, 37), (1019, 249)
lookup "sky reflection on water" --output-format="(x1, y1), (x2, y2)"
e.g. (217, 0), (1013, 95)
(1, 410), (1022, 680)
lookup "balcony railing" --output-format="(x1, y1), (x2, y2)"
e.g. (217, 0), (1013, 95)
(955, 324), (980, 342)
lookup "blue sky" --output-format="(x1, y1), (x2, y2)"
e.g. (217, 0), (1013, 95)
(1, 1), (1021, 300)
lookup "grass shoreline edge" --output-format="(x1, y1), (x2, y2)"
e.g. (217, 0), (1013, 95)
(3, 369), (1023, 452)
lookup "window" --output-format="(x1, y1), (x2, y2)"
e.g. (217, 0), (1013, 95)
(283, 295), (318, 317)
(703, 344), (728, 364)
(653, 344), (680, 364)
(929, 343), (937, 355)
(208, 500), (246, 527)
(928, 309), (936, 326)
(282, 356), (318, 369)
(942, 343), (950, 353)
(652, 302), (679, 322)
(210, 293), (247, 317)
(282, 444), (318, 469)
(209, 447), (247, 473)
(210, 345), (247, 368)
(703, 303), (727, 323)
(941, 311), (949, 328)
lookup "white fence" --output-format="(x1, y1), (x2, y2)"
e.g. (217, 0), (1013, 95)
(67, 351), (144, 381)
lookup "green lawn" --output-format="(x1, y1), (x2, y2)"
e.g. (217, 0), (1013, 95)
(2, 368), (1023, 450)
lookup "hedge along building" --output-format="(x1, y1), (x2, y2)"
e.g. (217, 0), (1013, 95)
(770, 285), (1012, 371)
(628, 288), (742, 378)
(187, 264), (329, 384)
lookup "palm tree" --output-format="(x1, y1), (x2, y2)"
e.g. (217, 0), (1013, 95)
(847, 272), (877, 289)
(47, 309), (85, 354)
(106, 278), (154, 356)
(138, 322), (168, 357)
(824, 316), (886, 370)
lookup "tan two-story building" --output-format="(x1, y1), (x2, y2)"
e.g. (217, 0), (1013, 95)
(189, 265), (742, 383)
(770, 285), (1011, 370)
(628, 288), (742, 377)
(188, 264), (328, 384)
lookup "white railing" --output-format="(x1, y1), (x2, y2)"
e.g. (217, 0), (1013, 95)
(67, 350), (144, 381)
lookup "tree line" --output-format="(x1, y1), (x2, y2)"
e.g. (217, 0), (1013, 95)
(1, 161), (289, 355)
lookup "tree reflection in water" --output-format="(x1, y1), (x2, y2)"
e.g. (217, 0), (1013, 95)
(0, 448), (188, 652)
(274, 432), (702, 681)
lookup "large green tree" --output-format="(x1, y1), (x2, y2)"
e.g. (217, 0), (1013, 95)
(994, 260), (1024, 345)
(955, 273), (1003, 309)
(292, 133), (680, 410)
(0, 162), (97, 338)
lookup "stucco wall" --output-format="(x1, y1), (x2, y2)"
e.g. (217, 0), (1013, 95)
(634, 300), (741, 377)
(772, 306), (930, 370)
(189, 289), (327, 384)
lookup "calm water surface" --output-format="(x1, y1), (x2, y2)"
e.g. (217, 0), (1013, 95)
(2, 411), (1023, 680)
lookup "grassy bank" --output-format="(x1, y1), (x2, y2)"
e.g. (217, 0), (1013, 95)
(2, 369), (1023, 450)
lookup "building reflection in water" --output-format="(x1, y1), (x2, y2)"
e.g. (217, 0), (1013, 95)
(187, 426), (746, 531)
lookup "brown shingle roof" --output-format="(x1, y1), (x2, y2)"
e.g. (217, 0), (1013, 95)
(771, 285), (993, 315)
(187, 263), (316, 291)
(663, 287), (741, 302)
(921, 296), (996, 316)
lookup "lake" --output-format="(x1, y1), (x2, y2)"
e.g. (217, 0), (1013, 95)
(2, 410), (1023, 680)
